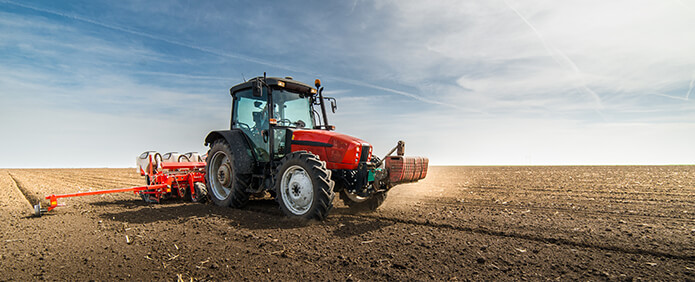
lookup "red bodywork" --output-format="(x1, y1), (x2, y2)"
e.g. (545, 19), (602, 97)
(290, 130), (372, 170)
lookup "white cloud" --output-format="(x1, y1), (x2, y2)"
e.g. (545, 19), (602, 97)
(320, 0), (695, 118)
(1, 0), (693, 167)
(0, 70), (230, 168)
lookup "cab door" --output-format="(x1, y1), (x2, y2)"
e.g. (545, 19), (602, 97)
(232, 89), (270, 162)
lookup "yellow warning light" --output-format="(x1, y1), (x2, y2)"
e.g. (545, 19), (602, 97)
(277, 81), (285, 87)
(314, 79), (321, 87)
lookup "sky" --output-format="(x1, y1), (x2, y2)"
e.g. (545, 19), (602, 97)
(1, 0), (694, 168)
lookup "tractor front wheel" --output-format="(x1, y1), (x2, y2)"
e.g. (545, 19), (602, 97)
(275, 151), (334, 220)
(205, 140), (250, 208)
(340, 190), (387, 213)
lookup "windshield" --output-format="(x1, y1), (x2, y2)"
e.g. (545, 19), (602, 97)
(272, 89), (314, 129)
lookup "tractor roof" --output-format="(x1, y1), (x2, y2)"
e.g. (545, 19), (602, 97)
(230, 76), (316, 96)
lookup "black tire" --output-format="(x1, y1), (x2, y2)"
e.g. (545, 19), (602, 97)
(176, 182), (190, 200)
(274, 151), (334, 220)
(141, 175), (159, 204)
(340, 190), (387, 213)
(139, 191), (160, 204)
(191, 182), (208, 203)
(205, 139), (250, 208)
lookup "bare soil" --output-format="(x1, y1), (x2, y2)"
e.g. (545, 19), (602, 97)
(0, 166), (693, 281)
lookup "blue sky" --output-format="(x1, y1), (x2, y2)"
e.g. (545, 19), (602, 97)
(1, 0), (694, 167)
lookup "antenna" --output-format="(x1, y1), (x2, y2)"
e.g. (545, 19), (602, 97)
(241, 73), (246, 82)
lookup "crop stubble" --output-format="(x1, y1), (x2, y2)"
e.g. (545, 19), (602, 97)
(0, 166), (693, 281)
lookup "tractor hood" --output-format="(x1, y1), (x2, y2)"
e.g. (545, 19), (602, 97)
(292, 129), (367, 145)
(290, 129), (372, 170)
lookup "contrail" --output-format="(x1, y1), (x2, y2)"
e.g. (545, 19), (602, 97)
(686, 73), (694, 100)
(649, 92), (689, 101)
(3, 0), (466, 110)
(503, 1), (563, 68)
(330, 76), (486, 113)
(131, 71), (230, 81)
(2, 0), (299, 72)
(503, 1), (603, 109)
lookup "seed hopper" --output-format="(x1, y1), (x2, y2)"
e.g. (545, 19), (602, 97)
(34, 153), (208, 216)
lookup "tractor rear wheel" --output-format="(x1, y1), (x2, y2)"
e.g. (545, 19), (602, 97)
(206, 140), (250, 208)
(340, 190), (387, 213)
(274, 151), (334, 220)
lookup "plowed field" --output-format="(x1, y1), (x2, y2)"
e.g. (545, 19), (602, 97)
(1, 166), (693, 281)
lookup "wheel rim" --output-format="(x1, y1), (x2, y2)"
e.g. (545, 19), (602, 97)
(345, 190), (369, 203)
(209, 151), (232, 200)
(280, 165), (314, 215)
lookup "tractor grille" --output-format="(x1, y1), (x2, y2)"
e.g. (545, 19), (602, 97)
(359, 144), (370, 162)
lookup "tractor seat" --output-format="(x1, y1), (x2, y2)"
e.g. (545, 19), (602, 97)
(252, 111), (263, 124)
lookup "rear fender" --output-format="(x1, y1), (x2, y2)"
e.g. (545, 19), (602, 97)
(204, 130), (255, 174)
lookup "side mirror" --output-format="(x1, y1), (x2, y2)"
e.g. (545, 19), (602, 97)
(252, 80), (263, 97)
(330, 100), (337, 113)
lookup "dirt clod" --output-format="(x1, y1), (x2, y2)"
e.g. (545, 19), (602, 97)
(0, 166), (692, 280)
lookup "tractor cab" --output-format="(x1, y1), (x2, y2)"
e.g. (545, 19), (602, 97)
(229, 76), (322, 163)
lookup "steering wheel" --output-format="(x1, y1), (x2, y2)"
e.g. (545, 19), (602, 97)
(277, 118), (306, 128)
(278, 118), (292, 126)
(237, 122), (262, 140)
(236, 122), (252, 131)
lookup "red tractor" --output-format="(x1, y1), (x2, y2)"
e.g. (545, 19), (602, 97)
(204, 74), (428, 220)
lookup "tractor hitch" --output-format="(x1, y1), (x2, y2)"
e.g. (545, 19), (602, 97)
(376, 140), (429, 185)
(33, 154), (207, 217)
(376, 140), (406, 168)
